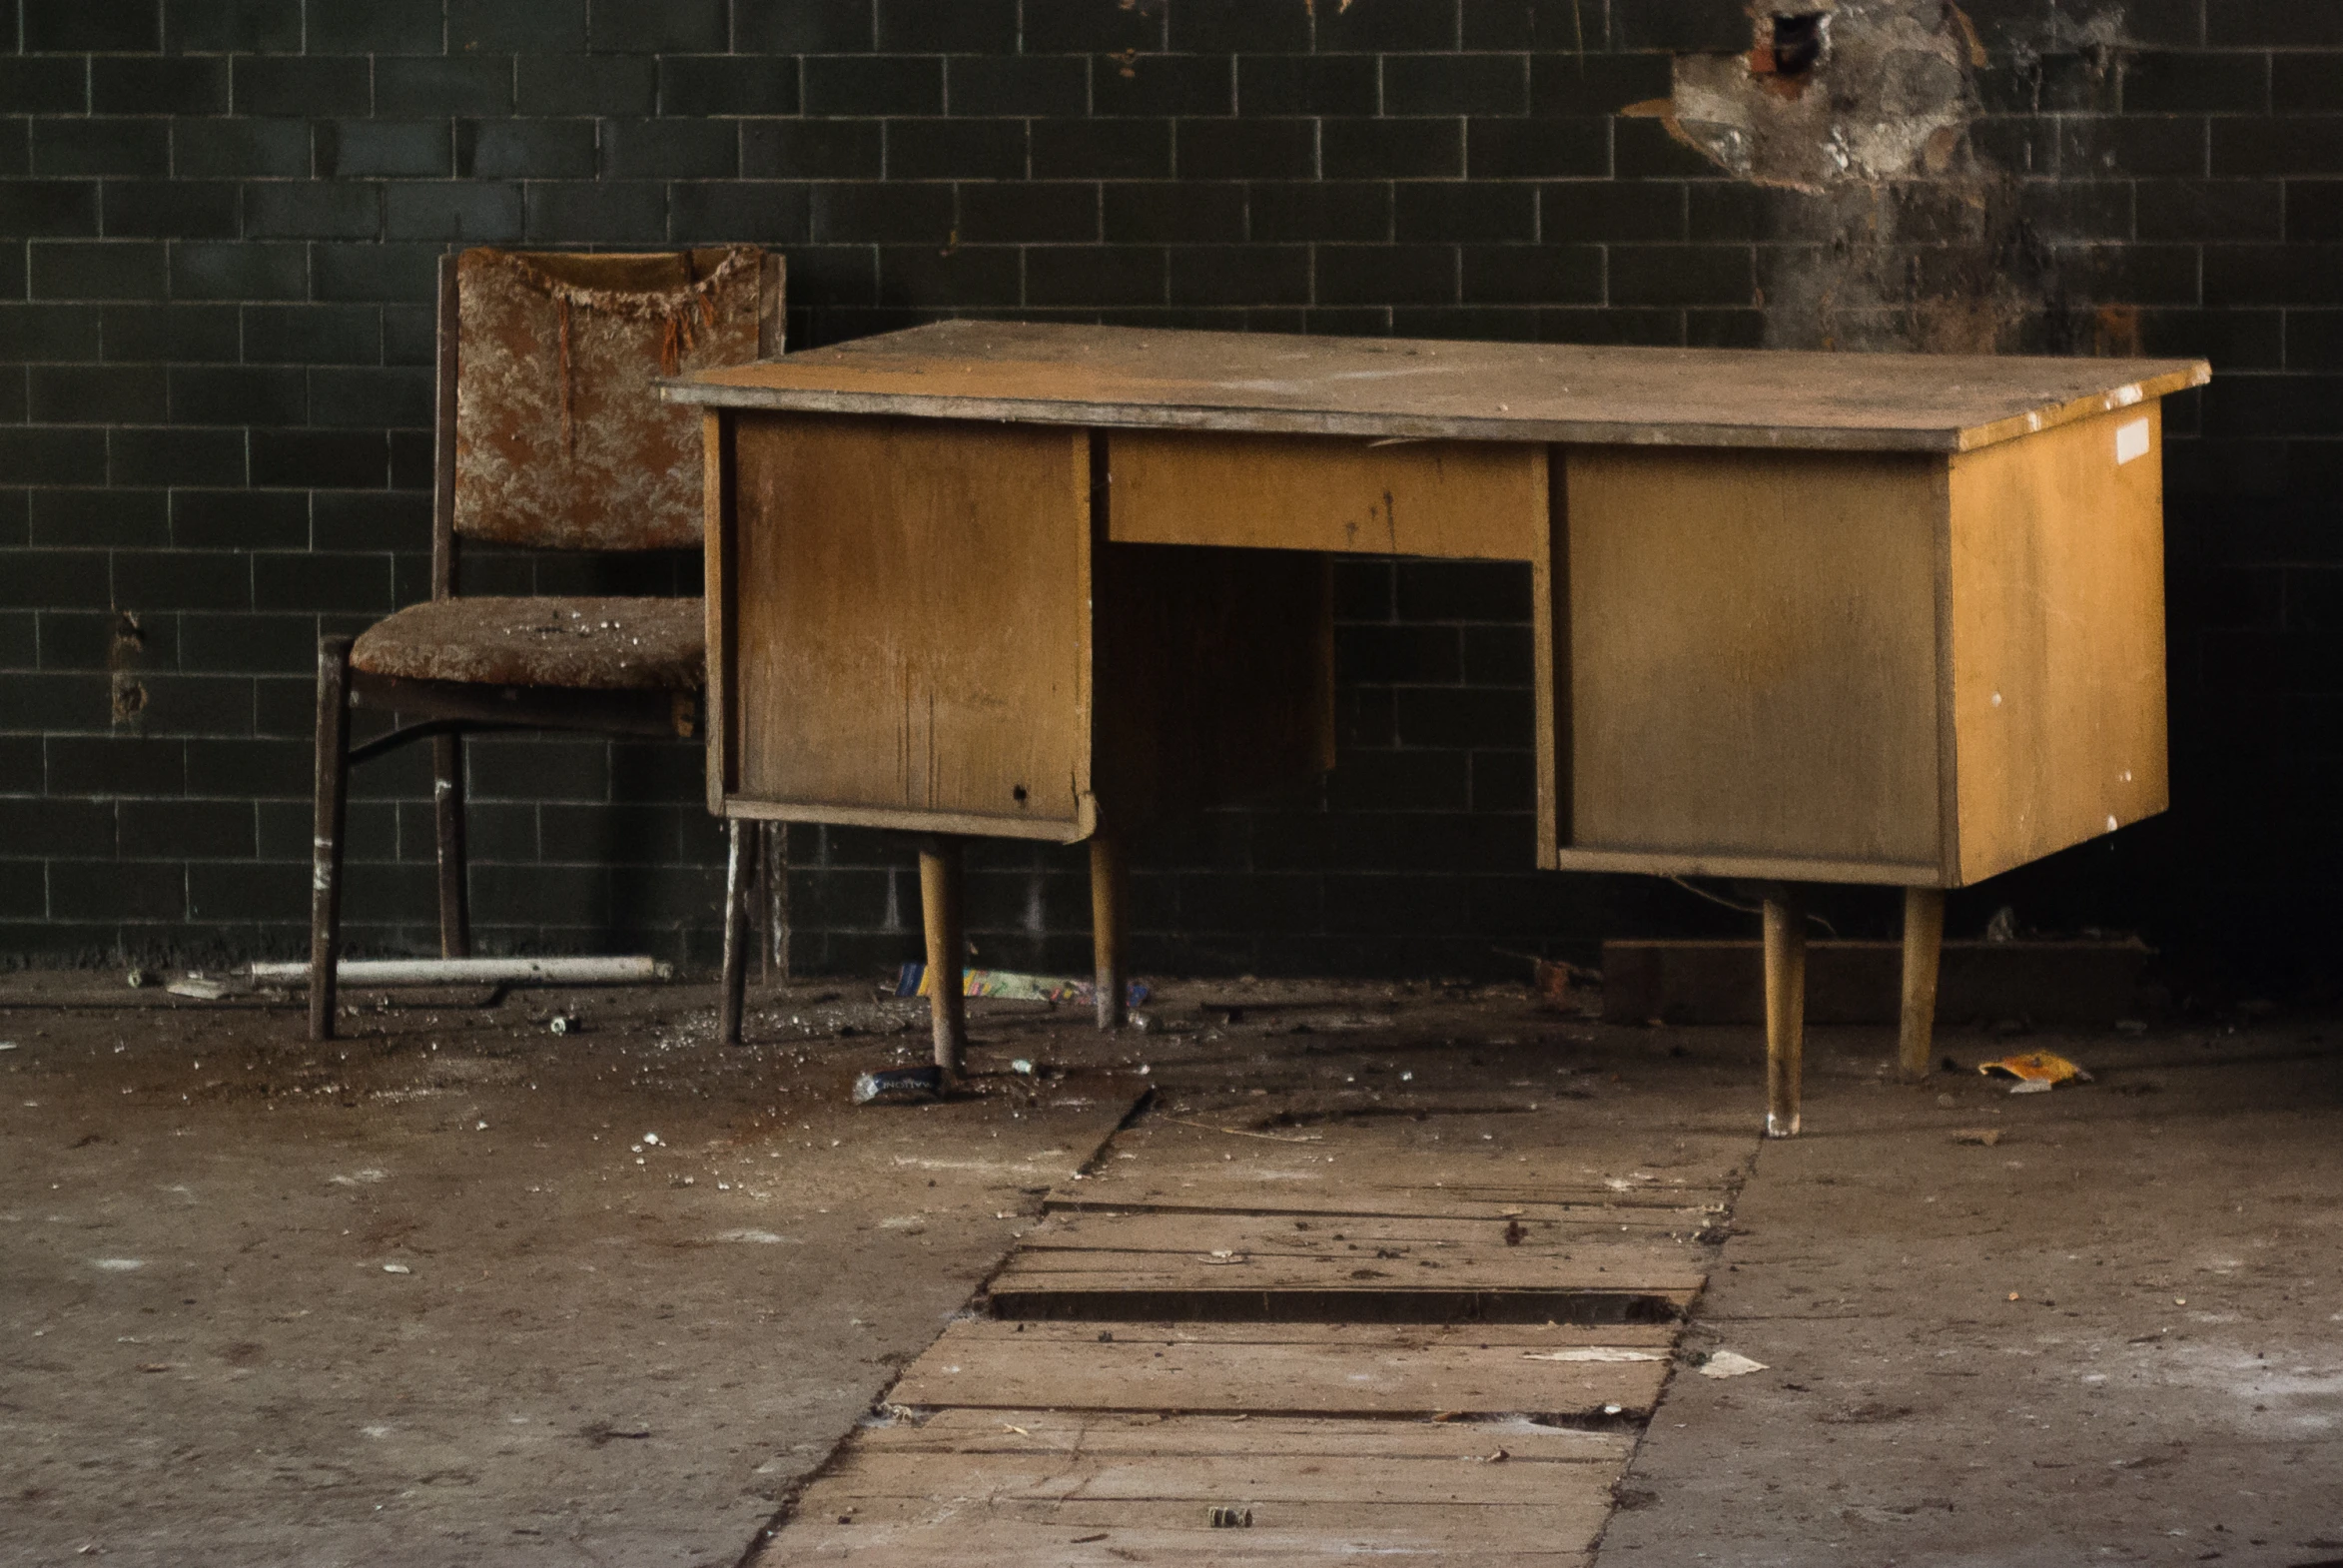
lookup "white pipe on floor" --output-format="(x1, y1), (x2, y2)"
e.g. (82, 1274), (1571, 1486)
(248, 956), (672, 986)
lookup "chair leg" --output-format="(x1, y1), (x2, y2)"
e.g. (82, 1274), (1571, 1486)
(432, 731), (469, 959)
(920, 837), (967, 1078)
(1090, 827), (1127, 1031)
(720, 819), (758, 1046)
(310, 637), (355, 1043)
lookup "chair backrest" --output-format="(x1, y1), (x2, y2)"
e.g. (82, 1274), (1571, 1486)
(440, 247), (780, 560)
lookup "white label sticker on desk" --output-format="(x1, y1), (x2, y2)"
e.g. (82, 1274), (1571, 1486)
(2114, 416), (2151, 465)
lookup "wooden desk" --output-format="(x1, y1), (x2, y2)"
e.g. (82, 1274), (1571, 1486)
(666, 323), (2207, 1134)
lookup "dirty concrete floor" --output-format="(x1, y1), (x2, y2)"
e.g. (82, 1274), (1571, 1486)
(0, 975), (1150, 1568)
(1597, 1025), (2343, 1568)
(2, 971), (2338, 1566)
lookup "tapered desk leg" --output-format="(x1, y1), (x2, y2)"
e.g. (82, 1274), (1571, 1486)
(720, 819), (757, 1047)
(1763, 891), (1807, 1139)
(1899, 885), (1946, 1081)
(1090, 829), (1127, 1032)
(920, 838), (967, 1076)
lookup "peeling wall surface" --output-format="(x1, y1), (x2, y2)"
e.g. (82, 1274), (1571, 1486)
(0, 0), (2333, 992)
(1666, 2), (1978, 191)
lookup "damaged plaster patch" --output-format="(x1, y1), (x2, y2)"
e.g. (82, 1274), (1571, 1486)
(1627, 0), (2127, 357)
(1653, 1), (1982, 192)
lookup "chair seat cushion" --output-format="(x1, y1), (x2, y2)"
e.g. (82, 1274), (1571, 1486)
(351, 596), (705, 691)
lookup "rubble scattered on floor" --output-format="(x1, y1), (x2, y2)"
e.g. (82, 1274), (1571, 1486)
(1697, 1350), (1767, 1378)
(1978, 1050), (2091, 1093)
(854, 1066), (944, 1106)
(1952, 1128), (2002, 1146)
(893, 963), (1150, 1008)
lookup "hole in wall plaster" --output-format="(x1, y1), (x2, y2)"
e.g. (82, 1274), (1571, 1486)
(1761, 14), (1828, 81)
(1645, 1), (1981, 192)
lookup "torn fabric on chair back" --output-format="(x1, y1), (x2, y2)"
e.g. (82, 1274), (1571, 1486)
(454, 247), (764, 551)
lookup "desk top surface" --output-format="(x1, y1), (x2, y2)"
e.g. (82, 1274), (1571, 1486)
(665, 321), (2207, 453)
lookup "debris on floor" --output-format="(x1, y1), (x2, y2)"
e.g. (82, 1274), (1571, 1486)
(1951, 1127), (2003, 1146)
(894, 963), (1149, 1008)
(1697, 1350), (1768, 1379)
(165, 975), (233, 1001)
(1978, 1050), (2092, 1093)
(852, 1065), (945, 1106)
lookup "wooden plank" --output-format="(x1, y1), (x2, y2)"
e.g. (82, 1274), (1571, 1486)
(994, 1214), (1708, 1305)
(1562, 445), (1949, 878)
(890, 1320), (1672, 1417)
(1014, 1211), (1705, 1258)
(1946, 403), (2168, 885)
(827, 1446), (1611, 1506)
(1054, 1140), (1737, 1221)
(1107, 430), (1543, 560)
(755, 1516), (1594, 1566)
(725, 412), (1093, 833)
(892, 1398), (1658, 1446)
(667, 320), (2207, 455)
(899, 1322), (1680, 1350)
(1045, 1188), (1716, 1227)
(986, 1277), (1695, 1326)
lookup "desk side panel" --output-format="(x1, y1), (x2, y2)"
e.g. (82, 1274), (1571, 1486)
(1563, 446), (1945, 875)
(1108, 431), (1542, 561)
(1947, 404), (2168, 886)
(728, 412), (1093, 835)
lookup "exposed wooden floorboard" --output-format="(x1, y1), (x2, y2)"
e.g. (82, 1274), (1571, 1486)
(889, 1319), (1671, 1419)
(755, 1412), (1624, 1567)
(751, 1093), (1730, 1568)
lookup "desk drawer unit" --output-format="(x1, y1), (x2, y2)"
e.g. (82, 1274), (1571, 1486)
(1551, 402), (2166, 888)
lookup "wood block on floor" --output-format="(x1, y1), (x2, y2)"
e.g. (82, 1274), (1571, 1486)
(753, 1411), (1627, 1567)
(889, 1320), (1674, 1419)
(1047, 1176), (1723, 1225)
(989, 1210), (1704, 1323)
(1052, 1129), (1735, 1225)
